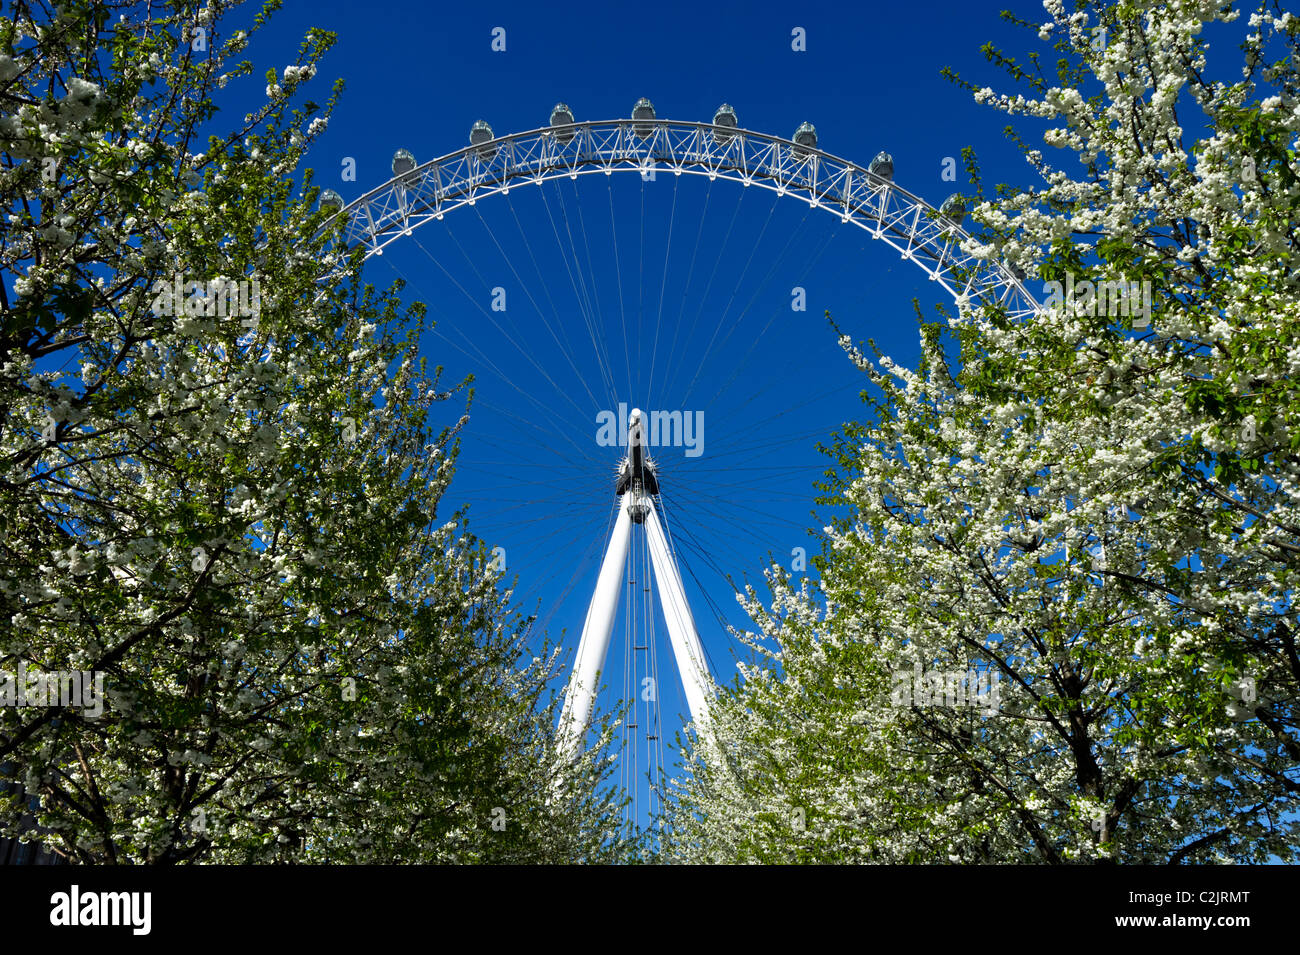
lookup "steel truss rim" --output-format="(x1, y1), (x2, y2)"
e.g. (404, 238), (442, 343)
(320, 118), (1041, 317)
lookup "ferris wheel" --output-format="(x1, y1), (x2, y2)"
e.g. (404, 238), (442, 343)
(313, 99), (1040, 842)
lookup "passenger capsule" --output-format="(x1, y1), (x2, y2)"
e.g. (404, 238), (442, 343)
(550, 103), (576, 143)
(792, 122), (817, 157)
(712, 103), (738, 144)
(868, 151), (894, 181)
(940, 193), (966, 225)
(470, 120), (496, 161)
(319, 188), (344, 214)
(632, 97), (656, 140)
(391, 148), (417, 184)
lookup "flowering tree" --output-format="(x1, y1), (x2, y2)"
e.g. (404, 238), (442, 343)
(667, 0), (1300, 863)
(0, 0), (628, 863)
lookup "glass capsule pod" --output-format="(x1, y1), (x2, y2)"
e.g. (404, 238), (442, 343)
(792, 121), (817, 157)
(940, 193), (966, 224)
(318, 188), (344, 214)
(470, 120), (496, 161)
(868, 151), (894, 181)
(391, 148), (417, 184)
(549, 103), (576, 144)
(712, 103), (738, 144)
(632, 97), (656, 140)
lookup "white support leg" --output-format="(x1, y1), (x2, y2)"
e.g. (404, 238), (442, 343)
(557, 407), (715, 762)
(558, 493), (633, 759)
(643, 502), (712, 731)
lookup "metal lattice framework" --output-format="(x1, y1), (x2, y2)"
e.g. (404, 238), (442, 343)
(323, 118), (1041, 319)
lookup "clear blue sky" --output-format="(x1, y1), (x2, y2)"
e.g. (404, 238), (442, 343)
(236, 0), (1051, 826)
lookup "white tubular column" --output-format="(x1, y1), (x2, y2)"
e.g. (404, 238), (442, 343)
(642, 502), (712, 731)
(558, 493), (633, 759)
